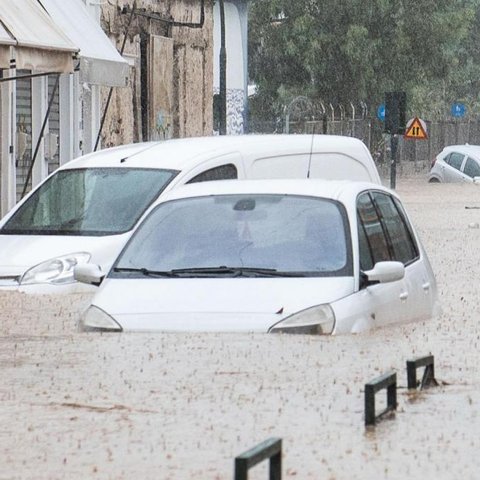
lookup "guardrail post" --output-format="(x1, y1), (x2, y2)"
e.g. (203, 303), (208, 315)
(234, 437), (282, 480)
(407, 355), (437, 389)
(365, 371), (397, 426)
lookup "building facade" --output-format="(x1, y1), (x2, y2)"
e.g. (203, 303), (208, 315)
(0, 0), (214, 216)
(99, 0), (214, 147)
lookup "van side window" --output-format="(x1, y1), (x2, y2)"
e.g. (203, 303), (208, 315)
(187, 164), (238, 184)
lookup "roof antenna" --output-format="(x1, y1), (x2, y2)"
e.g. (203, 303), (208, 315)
(307, 119), (315, 178)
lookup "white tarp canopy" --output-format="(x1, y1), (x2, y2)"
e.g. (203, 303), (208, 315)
(39, 0), (129, 87)
(0, 0), (77, 72)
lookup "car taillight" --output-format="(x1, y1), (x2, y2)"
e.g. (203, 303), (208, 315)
(431, 157), (437, 168)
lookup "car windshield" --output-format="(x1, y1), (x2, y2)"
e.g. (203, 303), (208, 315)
(112, 194), (352, 277)
(1, 168), (178, 236)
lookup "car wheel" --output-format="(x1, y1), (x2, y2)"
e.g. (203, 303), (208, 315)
(428, 178), (440, 183)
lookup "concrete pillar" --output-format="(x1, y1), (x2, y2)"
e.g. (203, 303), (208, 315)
(0, 65), (16, 216)
(31, 76), (48, 187)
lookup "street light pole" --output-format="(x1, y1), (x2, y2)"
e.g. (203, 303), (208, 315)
(219, 0), (227, 135)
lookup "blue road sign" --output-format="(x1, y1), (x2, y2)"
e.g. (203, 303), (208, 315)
(451, 103), (466, 118)
(377, 104), (386, 121)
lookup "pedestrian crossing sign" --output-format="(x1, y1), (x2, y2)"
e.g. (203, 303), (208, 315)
(404, 117), (428, 139)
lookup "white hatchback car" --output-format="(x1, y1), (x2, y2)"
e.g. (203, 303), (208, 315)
(428, 144), (480, 183)
(76, 179), (438, 334)
(0, 135), (380, 293)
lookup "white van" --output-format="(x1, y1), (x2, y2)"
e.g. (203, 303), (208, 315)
(0, 134), (380, 292)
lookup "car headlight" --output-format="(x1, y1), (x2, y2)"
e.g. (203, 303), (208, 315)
(269, 304), (335, 335)
(20, 252), (91, 285)
(79, 306), (122, 332)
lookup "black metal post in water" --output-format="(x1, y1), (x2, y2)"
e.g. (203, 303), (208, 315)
(234, 437), (282, 480)
(365, 371), (397, 426)
(389, 134), (399, 189)
(407, 355), (438, 390)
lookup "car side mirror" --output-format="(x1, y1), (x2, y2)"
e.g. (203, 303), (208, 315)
(74, 264), (104, 286)
(363, 261), (405, 285)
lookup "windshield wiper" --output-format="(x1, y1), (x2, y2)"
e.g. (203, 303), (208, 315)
(113, 266), (306, 278)
(112, 267), (178, 277)
(170, 266), (305, 277)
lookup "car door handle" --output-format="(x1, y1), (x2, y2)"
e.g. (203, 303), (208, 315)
(422, 282), (430, 291)
(399, 292), (408, 301)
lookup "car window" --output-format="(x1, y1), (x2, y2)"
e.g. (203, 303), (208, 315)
(463, 157), (480, 178)
(391, 197), (420, 259)
(1, 168), (178, 236)
(357, 217), (374, 271)
(187, 164), (238, 183)
(371, 192), (418, 265)
(356, 192), (390, 265)
(445, 152), (465, 170)
(112, 194), (353, 277)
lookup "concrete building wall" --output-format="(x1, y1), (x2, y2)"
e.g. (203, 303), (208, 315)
(99, 0), (214, 148)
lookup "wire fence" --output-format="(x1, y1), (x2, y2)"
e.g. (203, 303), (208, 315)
(247, 101), (480, 175)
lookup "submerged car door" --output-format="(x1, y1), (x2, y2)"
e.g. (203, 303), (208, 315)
(461, 157), (480, 182)
(365, 191), (432, 324)
(357, 192), (409, 326)
(379, 194), (435, 322)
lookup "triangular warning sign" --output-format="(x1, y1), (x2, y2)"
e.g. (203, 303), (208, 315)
(404, 117), (428, 139)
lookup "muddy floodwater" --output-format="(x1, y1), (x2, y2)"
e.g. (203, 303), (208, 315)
(1, 178), (480, 479)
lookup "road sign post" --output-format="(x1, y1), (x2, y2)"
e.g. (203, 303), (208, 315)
(390, 135), (399, 190)
(384, 92), (406, 190)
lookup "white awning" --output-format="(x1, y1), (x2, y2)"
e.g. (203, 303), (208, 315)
(39, 0), (129, 87)
(0, 0), (77, 72)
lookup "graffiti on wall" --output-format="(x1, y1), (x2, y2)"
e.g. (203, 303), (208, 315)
(155, 110), (173, 140)
(213, 87), (245, 135)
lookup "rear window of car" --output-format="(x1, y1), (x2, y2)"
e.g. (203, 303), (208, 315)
(445, 152), (465, 170)
(1, 168), (178, 236)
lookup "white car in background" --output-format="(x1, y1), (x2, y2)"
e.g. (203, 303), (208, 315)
(0, 134), (381, 293)
(428, 144), (480, 183)
(76, 179), (438, 334)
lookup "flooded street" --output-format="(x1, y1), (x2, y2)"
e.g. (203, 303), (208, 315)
(1, 177), (480, 479)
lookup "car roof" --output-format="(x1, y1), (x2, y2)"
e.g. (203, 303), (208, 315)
(153, 178), (391, 204)
(60, 134), (374, 172)
(443, 144), (480, 157)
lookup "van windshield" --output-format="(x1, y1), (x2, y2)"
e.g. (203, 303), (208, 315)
(1, 168), (178, 236)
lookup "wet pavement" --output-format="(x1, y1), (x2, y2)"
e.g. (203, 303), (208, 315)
(1, 178), (480, 479)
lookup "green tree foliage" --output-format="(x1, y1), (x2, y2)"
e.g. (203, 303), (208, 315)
(248, 0), (480, 121)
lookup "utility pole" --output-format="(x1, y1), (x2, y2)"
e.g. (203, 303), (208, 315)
(219, 0), (227, 135)
(384, 91), (406, 189)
